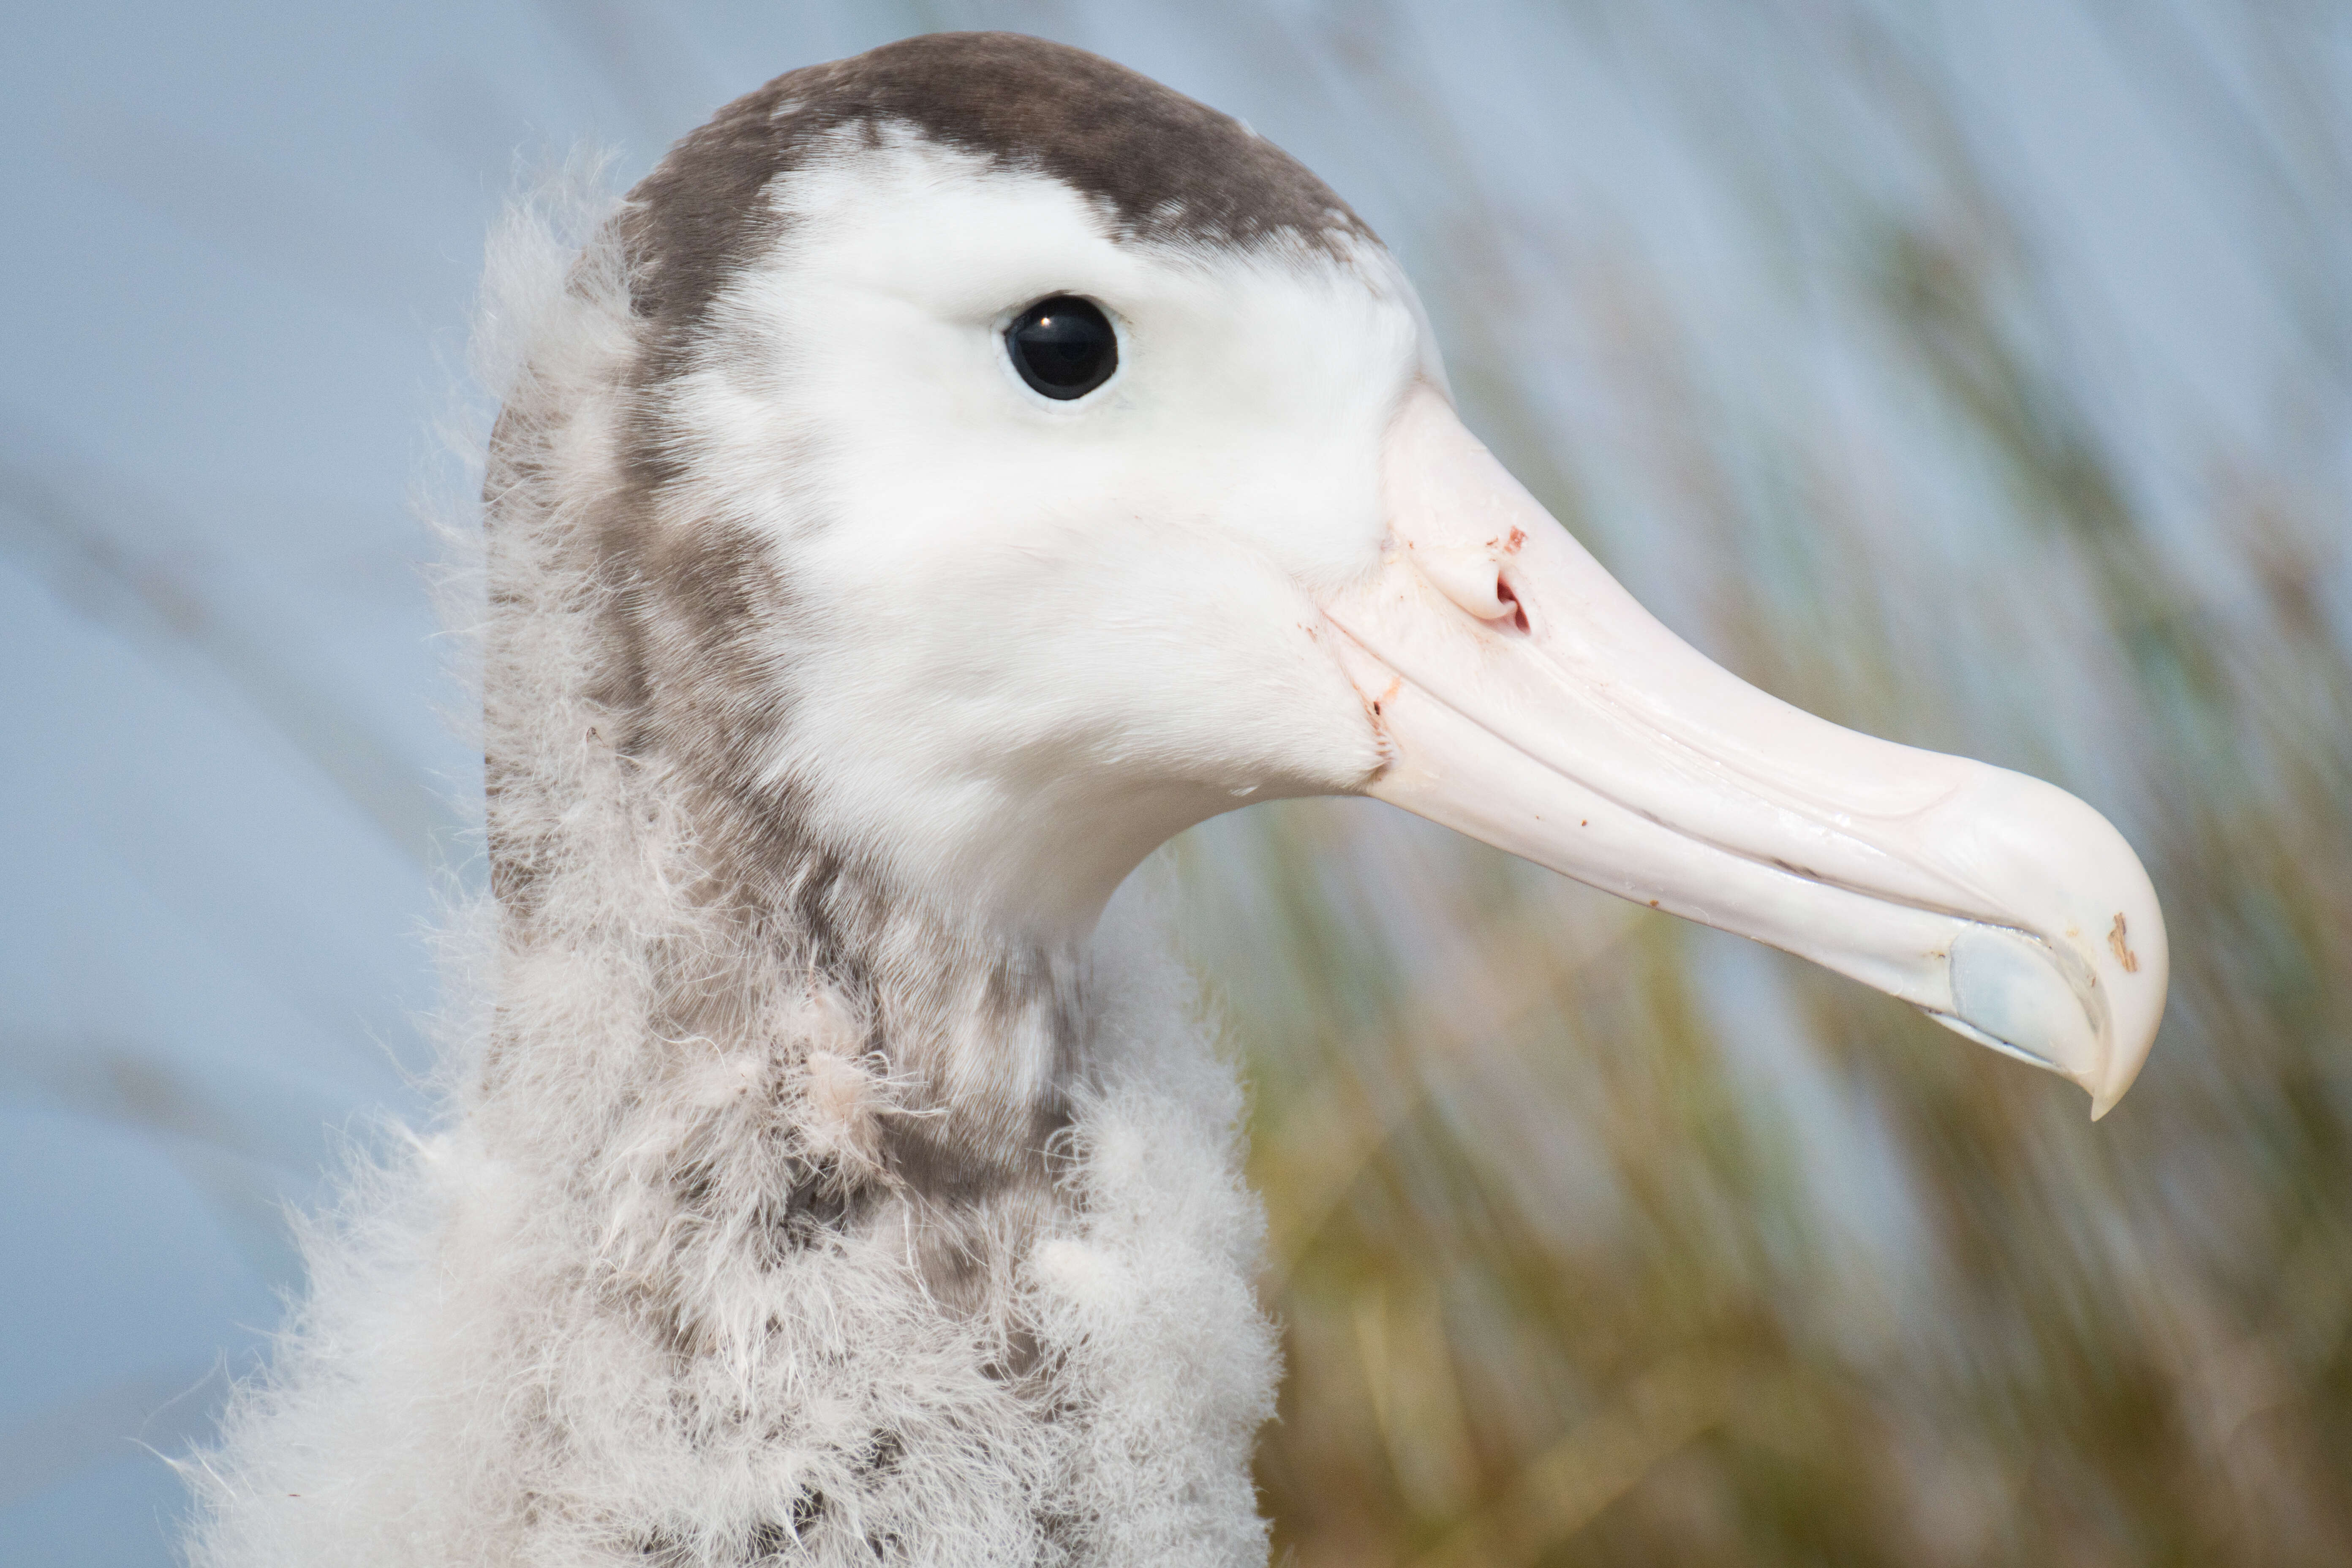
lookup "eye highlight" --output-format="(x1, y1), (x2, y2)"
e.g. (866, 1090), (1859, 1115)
(1006, 296), (1118, 400)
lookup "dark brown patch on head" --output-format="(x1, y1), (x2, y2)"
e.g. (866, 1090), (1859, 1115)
(578, 34), (1380, 877)
(619, 31), (1373, 390)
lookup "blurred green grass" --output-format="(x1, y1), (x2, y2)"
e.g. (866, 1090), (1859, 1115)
(1162, 2), (2352, 1562)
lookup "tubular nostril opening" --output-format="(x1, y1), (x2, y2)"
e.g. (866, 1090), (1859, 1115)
(1411, 543), (1520, 623)
(1497, 579), (1530, 633)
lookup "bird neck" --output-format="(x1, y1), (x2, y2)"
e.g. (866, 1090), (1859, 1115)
(481, 710), (1095, 1321)
(473, 322), (1124, 1354)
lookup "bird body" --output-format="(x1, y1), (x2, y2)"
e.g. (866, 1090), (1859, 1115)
(182, 32), (2167, 1567)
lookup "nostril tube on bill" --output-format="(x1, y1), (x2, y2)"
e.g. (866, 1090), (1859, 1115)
(1411, 542), (1514, 621)
(1496, 579), (1530, 633)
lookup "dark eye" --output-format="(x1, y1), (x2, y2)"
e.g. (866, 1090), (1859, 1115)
(1006, 295), (1118, 400)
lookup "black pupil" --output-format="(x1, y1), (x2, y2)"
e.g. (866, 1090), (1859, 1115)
(1007, 296), (1117, 400)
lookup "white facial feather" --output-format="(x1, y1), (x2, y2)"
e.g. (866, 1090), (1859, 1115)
(665, 129), (1427, 936)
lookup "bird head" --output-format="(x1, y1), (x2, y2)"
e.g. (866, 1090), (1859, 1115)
(589, 33), (2164, 1116)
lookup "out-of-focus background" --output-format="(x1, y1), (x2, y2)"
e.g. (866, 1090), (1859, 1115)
(4, 2), (2347, 1563)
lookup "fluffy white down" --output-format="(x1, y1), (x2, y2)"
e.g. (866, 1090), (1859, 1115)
(178, 901), (1276, 1568)
(177, 168), (1281, 1568)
